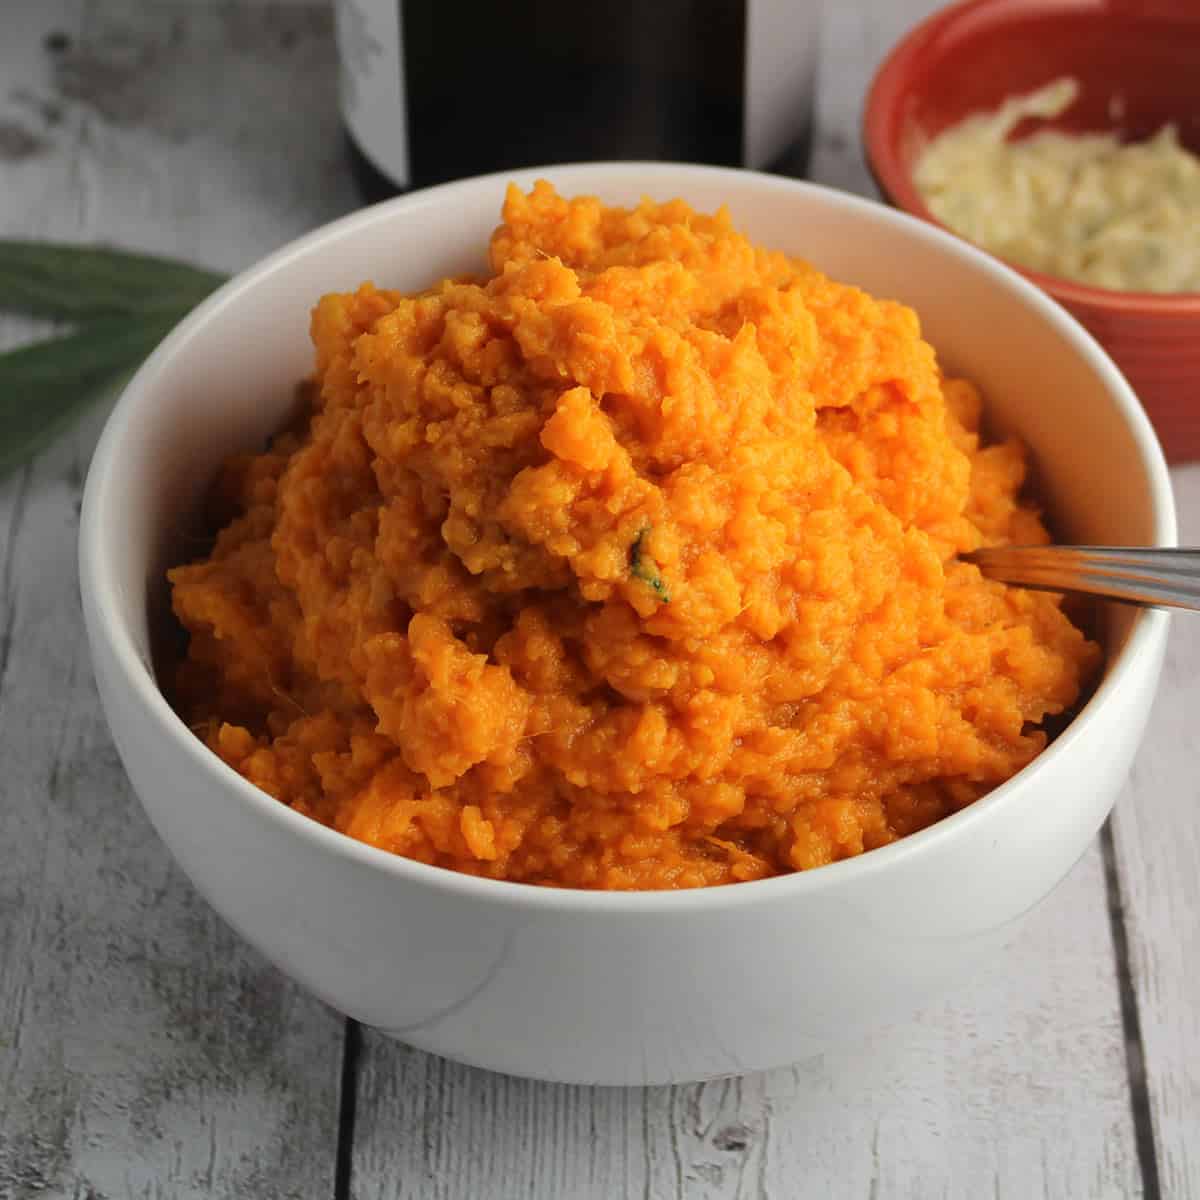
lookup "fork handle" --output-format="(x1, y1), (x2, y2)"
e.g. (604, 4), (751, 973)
(962, 545), (1200, 612)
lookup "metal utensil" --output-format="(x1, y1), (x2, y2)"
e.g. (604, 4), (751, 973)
(963, 545), (1200, 611)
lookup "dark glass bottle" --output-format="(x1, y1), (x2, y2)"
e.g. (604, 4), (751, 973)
(335, 0), (820, 201)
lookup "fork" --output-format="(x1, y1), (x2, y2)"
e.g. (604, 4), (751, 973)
(962, 545), (1200, 611)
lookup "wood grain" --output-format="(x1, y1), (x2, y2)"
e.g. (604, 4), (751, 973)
(1111, 463), (1200, 1200)
(807, 0), (938, 198)
(0, 3), (354, 1197)
(350, 838), (1142, 1199)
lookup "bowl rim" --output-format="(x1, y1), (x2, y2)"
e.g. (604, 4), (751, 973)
(862, 0), (1200, 312)
(79, 160), (1176, 915)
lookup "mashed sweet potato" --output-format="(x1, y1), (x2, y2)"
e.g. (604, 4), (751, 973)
(169, 182), (1100, 889)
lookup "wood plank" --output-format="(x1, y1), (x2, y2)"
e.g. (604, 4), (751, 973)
(350, 843), (1140, 1200)
(1110, 462), (1200, 1200)
(0, 3), (354, 1195)
(349, 3), (1144, 1198)
(806, 0), (942, 199)
(43, 0), (359, 269)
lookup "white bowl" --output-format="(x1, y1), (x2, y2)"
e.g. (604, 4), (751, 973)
(79, 164), (1174, 1086)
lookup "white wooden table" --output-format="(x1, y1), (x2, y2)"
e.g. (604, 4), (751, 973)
(1, 2), (1196, 1196)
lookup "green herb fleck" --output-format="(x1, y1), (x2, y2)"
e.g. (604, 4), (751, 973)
(629, 525), (670, 603)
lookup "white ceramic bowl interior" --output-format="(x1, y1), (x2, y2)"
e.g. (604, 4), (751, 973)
(80, 164), (1174, 1086)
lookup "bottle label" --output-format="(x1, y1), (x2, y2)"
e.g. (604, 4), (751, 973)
(334, 0), (410, 188)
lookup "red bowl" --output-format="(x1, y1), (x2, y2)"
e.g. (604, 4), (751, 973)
(864, 0), (1200, 462)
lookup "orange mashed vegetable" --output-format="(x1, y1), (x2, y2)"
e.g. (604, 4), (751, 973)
(169, 182), (1100, 890)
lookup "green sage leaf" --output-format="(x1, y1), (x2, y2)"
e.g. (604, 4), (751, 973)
(0, 311), (183, 480)
(629, 524), (671, 603)
(0, 241), (226, 321)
